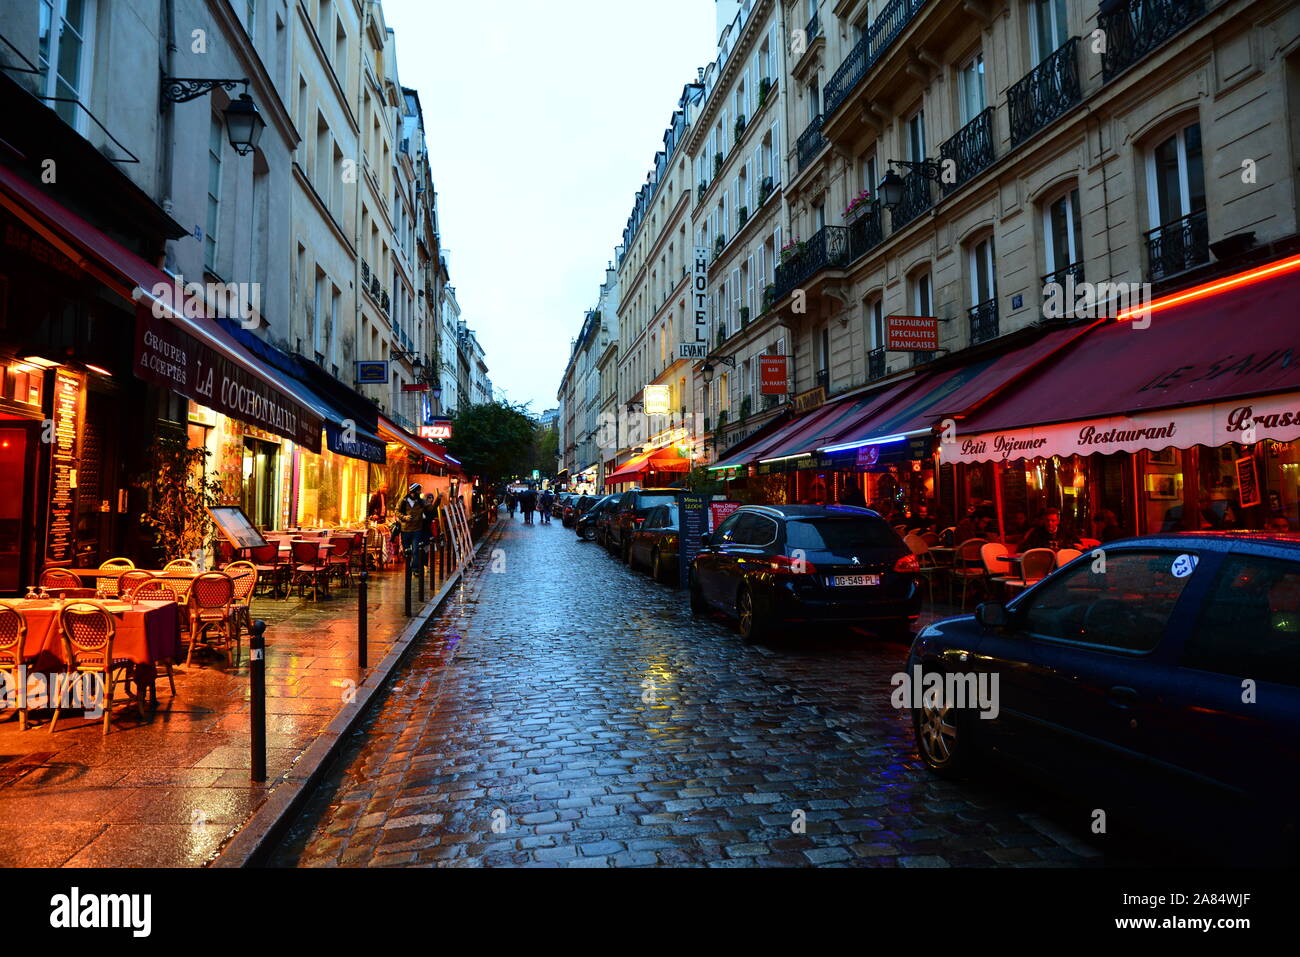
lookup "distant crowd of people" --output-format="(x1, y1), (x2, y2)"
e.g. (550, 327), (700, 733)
(504, 486), (555, 525)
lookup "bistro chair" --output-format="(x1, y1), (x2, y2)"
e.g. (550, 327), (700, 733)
(52, 601), (142, 735)
(39, 568), (82, 591)
(118, 569), (156, 599)
(326, 536), (355, 586)
(96, 558), (134, 597)
(997, 548), (1057, 597)
(225, 561), (258, 663)
(292, 540), (331, 600)
(163, 558), (198, 573)
(100, 558), (134, 570)
(0, 606), (31, 730)
(186, 572), (237, 667)
(1055, 548), (1084, 568)
(131, 580), (179, 697)
(904, 533), (942, 601)
(921, 532), (940, 547)
(949, 539), (989, 608)
(248, 542), (288, 598)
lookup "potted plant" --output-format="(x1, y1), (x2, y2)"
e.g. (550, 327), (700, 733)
(738, 206), (749, 227)
(739, 395), (752, 421)
(763, 283), (776, 308)
(714, 152), (723, 176)
(717, 324), (727, 347)
(698, 179), (708, 197)
(758, 177), (774, 205)
(779, 238), (805, 264)
(735, 115), (747, 138)
(138, 431), (225, 567)
(758, 77), (772, 109)
(844, 188), (875, 223)
(740, 306), (751, 327)
(715, 234), (726, 255)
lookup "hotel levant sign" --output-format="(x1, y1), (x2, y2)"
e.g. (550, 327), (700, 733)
(678, 247), (712, 361)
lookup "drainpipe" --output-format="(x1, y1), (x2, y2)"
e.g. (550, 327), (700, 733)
(159, 0), (178, 270)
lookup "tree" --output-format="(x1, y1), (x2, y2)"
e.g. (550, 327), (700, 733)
(445, 401), (538, 485)
(138, 431), (224, 563)
(532, 423), (559, 479)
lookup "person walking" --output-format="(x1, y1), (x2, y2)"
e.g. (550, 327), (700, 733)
(539, 488), (554, 524)
(395, 483), (428, 569)
(507, 490), (517, 519)
(520, 486), (537, 525)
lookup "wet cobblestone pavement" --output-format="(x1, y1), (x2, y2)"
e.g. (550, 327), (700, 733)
(273, 512), (1171, 868)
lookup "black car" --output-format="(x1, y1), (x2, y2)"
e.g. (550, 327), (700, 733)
(689, 505), (921, 643)
(563, 494), (596, 528)
(576, 493), (620, 541)
(628, 504), (680, 585)
(606, 489), (681, 563)
(907, 532), (1300, 863)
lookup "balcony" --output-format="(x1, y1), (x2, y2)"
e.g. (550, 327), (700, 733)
(773, 225), (850, 302)
(1100, 0), (1207, 83)
(796, 114), (827, 173)
(846, 203), (885, 259)
(823, 0), (928, 119)
(815, 369), (829, 394)
(1146, 209), (1210, 281)
(868, 347), (886, 380)
(968, 298), (1000, 344)
(938, 108), (995, 197)
(1008, 38), (1082, 148)
(806, 10), (821, 42)
(890, 170), (932, 231)
(1042, 260), (1085, 291)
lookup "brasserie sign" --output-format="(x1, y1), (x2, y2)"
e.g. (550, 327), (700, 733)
(134, 306), (322, 451)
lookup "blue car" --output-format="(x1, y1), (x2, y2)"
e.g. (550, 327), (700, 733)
(907, 532), (1300, 862)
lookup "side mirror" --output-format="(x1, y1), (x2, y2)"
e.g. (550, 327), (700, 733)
(976, 602), (1009, 629)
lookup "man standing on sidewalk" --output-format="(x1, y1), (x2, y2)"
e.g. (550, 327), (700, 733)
(539, 488), (554, 524)
(396, 484), (428, 568)
(520, 485), (537, 525)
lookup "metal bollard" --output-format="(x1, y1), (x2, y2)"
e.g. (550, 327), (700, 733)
(417, 540), (426, 604)
(249, 620), (267, 782)
(357, 570), (368, 669)
(403, 547), (413, 617)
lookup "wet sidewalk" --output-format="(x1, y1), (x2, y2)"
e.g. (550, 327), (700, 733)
(0, 546), (480, 868)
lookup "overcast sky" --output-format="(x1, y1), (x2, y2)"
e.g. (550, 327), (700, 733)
(382, 0), (718, 414)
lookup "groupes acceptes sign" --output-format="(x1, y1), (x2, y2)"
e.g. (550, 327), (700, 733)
(760, 355), (788, 395)
(419, 420), (452, 442)
(886, 315), (940, 352)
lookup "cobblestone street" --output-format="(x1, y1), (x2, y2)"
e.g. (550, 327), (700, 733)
(272, 511), (1172, 868)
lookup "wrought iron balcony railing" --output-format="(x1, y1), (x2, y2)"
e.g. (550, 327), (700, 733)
(806, 11), (821, 42)
(910, 350), (934, 368)
(847, 203), (885, 260)
(1146, 209), (1210, 281)
(796, 114), (827, 172)
(824, 0), (928, 118)
(815, 369), (830, 394)
(1042, 260), (1085, 291)
(938, 107), (995, 197)
(969, 298), (1000, 344)
(868, 347), (886, 380)
(1008, 38), (1082, 147)
(1100, 0), (1207, 83)
(890, 170), (932, 231)
(772, 225), (850, 302)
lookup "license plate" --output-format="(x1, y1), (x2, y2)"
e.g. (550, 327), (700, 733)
(831, 574), (880, 587)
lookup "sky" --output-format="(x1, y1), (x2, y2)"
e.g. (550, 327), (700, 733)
(382, 0), (718, 414)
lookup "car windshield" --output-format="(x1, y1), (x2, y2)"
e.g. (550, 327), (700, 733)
(785, 517), (898, 551)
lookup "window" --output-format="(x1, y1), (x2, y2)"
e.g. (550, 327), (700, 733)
(733, 514), (779, 546)
(808, 77), (820, 121)
(1183, 556), (1300, 686)
(1030, 0), (1069, 64)
(970, 236), (997, 305)
(1148, 122), (1206, 229)
(205, 113), (224, 272)
(958, 53), (986, 125)
(1021, 551), (1194, 652)
(861, 151), (878, 194)
(867, 297), (885, 350)
(1044, 188), (1084, 276)
(38, 0), (96, 131)
(906, 110), (927, 162)
(913, 270), (932, 315)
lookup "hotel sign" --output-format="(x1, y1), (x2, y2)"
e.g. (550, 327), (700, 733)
(886, 315), (940, 352)
(689, 246), (711, 354)
(134, 306), (323, 451)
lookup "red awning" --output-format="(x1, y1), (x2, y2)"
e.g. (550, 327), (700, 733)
(378, 416), (457, 470)
(605, 447), (690, 485)
(0, 165), (325, 450)
(946, 255), (1300, 462)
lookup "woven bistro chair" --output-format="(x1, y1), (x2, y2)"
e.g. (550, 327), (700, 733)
(903, 533), (943, 602)
(127, 580), (178, 697)
(163, 558), (198, 573)
(291, 539), (330, 600)
(96, 557), (134, 598)
(39, 568), (83, 591)
(996, 548), (1057, 597)
(100, 558), (134, 570)
(118, 569), (156, 599)
(52, 601), (141, 734)
(0, 606), (31, 730)
(949, 538), (989, 608)
(186, 572), (237, 667)
(224, 561), (258, 664)
(326, 536), (355, 586)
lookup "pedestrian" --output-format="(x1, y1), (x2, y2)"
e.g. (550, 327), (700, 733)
(539, 488), (554, 524)
(507, 491), (517, 519)
(367, 483), (389, 521)
(396, 483), (428, 568)
(520, 486), (537, 525)
(419, 492), (440, 566)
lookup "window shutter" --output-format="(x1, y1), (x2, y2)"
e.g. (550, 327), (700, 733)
(771, 119), (781, 182)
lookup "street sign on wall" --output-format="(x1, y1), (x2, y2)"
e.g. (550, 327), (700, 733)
(760, 355), (788, 395)
(678, 342), (709, 360)
(886, 315), (939, 351)
(644, 384), (671, 415)
(356, 360), (389, 384)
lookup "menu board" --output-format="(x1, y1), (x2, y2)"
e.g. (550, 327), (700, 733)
(709, 501), (741, 532)
(208, 505), (269, 549)
(678, 493), (711, 589)
(44, 369), (82, 564)
(1235, 455), (1261, 509)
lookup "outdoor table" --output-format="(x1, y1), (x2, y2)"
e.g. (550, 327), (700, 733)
(928, 546), (956, 566)
(1, 597), (182, 707)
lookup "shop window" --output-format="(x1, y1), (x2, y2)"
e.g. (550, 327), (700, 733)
(1182, 556), (1300, 686)
(1021, 550), (1195, 652)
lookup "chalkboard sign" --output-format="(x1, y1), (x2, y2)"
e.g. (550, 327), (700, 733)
(678, 492), (711, 589)
(208, 505), (269, 549)
(1235, 455), (1261, 509)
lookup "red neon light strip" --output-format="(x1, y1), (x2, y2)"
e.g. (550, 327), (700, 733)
(1114, 254), (1300, 322)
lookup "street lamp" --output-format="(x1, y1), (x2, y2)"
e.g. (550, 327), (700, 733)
(878, 160), (944, 210)
(160, 78), (266, 156)
(700, 353), (735, 385)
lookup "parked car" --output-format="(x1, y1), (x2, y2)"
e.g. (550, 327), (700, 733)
(576, 493), (620, 542)
(607, 489), (682, 563)
(563, 494), (596, 528)
(907, 532), (1300, 863)
(550, 493), (571, 519)
(689, 505), (920, 643)
(628, 504), (681, 584)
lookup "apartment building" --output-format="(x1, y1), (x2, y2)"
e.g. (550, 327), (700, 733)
(557, 262), (620, 491)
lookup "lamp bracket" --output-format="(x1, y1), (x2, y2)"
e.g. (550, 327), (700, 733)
(161, 76), (248, 105)
(889, 158), (944, 182)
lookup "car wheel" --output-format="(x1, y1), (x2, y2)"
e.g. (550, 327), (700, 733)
(912, 670), (973, 778)
(689, 571), (708, 615)
(579, 525), (593, 541)
(736, 583), (770, 644)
